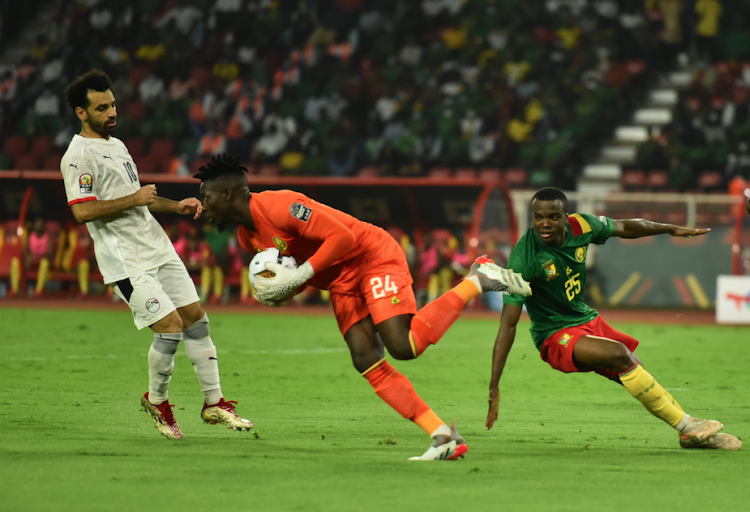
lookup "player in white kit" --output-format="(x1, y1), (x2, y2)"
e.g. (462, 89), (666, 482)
(61, 70), (252, 439)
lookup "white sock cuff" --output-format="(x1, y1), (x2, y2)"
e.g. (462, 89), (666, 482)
(676, 413), (691, 432)
(430, 423), (451, 438)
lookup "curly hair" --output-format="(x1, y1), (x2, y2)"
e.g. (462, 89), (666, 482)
(64, 69), (112, 112)
(193, 153), (248, 182)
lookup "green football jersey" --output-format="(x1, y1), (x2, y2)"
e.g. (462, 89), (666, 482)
(503, 213), (616, 349)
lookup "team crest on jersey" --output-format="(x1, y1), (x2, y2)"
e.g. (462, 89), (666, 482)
(543, 260), (558, 281)
(273, 237), (287, 251)
(145, 298), (160, 313)
(558, 333), (572, 346)
(79, 173), (93, 193)
(289, 202), (312, 222)
(575, 247), (586, 262)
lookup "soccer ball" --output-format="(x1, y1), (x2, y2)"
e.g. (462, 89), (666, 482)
(249, 248), (297, 288)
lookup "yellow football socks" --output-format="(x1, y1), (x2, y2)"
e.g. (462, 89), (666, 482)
(619, 364), (686, 427)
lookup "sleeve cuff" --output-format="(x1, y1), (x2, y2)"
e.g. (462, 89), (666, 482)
(68, 197), (97, 206)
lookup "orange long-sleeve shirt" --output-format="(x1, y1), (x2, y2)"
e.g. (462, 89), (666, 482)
(237, 190), (388, 291)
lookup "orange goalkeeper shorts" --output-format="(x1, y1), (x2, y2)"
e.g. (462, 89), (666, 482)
(329, 234), (417, 336)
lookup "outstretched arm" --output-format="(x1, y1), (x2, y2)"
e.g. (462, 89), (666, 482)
(612, 218), (710, 239)
(71, 185), (157, 223)
(486, 303), (523, 430)
(148, 196), (203, 220)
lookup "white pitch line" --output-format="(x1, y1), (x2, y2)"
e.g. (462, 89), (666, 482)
(3, 347), (348, 362)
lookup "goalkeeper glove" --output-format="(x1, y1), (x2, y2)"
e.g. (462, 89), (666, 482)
(253, 260), (315, 301)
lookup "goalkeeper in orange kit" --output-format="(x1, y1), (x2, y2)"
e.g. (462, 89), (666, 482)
(194, 154), (531, 460)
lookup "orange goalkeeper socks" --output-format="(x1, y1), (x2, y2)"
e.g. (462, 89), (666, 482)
(408, 280), (480, 357)
(363, 359), (446, 435)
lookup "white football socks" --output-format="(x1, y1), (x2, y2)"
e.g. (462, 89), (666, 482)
(148, 332), (182, 404)
(184, 314), (223, 405)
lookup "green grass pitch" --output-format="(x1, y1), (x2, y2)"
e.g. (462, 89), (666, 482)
(0, 308), (748, 512)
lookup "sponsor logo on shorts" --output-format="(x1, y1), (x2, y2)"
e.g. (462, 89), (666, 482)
(391, 295), (401, 305)
(575, 247), (586, 263)
(79, 173), (93, 193)
(289, 202), (312, 222)
(273, 236), (288, 251)
(145, 298), (160, 313)
(558, 333), (572, 346)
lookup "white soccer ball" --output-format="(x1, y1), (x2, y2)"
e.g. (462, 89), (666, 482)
(249, 248), (297, 288)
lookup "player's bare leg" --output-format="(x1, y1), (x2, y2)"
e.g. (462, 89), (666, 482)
(345, 317), (464, 460)
(178, 302), (253, 431)
(574, 335), (723, 446)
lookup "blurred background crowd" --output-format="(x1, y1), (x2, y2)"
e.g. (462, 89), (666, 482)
(0, 0), (748, 189)
(1, 0), (749, 304)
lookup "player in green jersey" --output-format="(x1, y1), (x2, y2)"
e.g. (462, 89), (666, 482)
(485, 187), (741, 451)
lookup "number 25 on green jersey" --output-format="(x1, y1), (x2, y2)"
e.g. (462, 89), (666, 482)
(564, 272), (581, 301)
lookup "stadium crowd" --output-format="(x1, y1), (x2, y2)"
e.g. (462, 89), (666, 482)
(0, 0), (699, 188)
(2, 0), (750, 300)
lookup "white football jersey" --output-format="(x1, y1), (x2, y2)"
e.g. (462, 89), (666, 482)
(60, 134), (177, 284)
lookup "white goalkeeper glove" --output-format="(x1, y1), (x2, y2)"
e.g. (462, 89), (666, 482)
(253, 260), (315, 302)
(253, 292), (291, 307)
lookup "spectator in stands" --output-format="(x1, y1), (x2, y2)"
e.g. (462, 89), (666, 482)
(29, 35), (50, 63)
(328, 143), (357, 176)
(33, 88), (60, 120)
(636, 127), (668, 171)
(695, 0), (722, 64)
(135, 32), (167, 62)
(25, 218), (53, 298)
(138, 72), (166, 104)
(725, 142), (750, 181)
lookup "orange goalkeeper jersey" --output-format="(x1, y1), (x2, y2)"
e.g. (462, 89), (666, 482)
(237, 190), (396, 292)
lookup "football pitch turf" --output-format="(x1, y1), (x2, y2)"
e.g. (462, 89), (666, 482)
(0, 307), (747, 512)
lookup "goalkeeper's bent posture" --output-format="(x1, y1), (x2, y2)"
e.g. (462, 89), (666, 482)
(195, 154), (531, 461)
(486, 187), (741, 450)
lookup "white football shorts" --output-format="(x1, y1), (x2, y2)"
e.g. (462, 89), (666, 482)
(112, 256), (200, 330)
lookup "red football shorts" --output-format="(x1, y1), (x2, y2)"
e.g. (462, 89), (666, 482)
(540, 316), (640, 381)
(329, 234), (417, 335)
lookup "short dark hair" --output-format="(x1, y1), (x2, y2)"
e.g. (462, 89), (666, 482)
(531, 187), (568, 213)
(65, 70), (112, 112)
(193, 153), (248, 182)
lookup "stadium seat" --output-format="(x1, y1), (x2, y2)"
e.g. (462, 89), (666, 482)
(128, 66), (150, 89)
(504, 168), (529, 189)
(454, 168), (477, 180)
(135, 154), (159, 174)
(15, 153), (41, 170)
(30, 136), (54, 158)
(258, 165), (280, 176)
(147, 139), (175, 168)
(428, 167), (452, 179)
(479, 168), (501, 181)
(646, 170), (669, 191)
(621, 169), (646, 191)
(356, 167), (378, 178)
(696, 171), (723, 192)
(190, 67), (212, 90)
(122, 137), (145, 159)
(43, 154), (62, 171)
(125, 101), (146, 123)
(3, 136), (27, 161)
